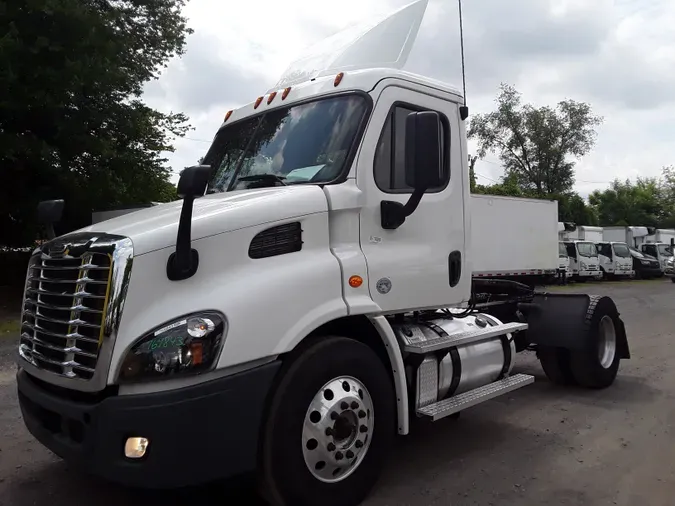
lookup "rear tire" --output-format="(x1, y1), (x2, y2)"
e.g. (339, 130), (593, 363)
(671, 277), (675, 283)
(569, 296), (621, 389)
(259, 336), (395, 506)
(537, 346), (576, 385)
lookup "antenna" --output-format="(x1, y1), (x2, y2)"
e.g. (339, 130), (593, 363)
(458, 0), (469, 120)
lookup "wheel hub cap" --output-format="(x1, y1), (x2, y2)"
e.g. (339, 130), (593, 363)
(302, 376), (374, 483)
(598, 315), (617, 369)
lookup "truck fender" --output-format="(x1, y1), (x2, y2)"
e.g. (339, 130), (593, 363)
(368, 316), (410, 435)
(518, 293), (630, 359)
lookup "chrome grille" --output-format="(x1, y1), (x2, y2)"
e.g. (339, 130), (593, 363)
(20, 251), (112, 380)
(18, 233), (133, 391)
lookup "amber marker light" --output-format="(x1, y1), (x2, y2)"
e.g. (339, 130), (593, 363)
(349, 275), (363, 288)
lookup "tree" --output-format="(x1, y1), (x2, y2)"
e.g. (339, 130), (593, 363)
(589, 178), (664, 227)
(661, 166), (675, 228)
(0, 0), (193, 246)
(468, 84), (602, 196)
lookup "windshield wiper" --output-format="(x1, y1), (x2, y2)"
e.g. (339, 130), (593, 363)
(237, 174), (287, 187)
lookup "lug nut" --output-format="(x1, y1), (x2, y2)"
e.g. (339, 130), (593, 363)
(327, 442), (336, 452)
(335, 452), (344, 461)
(346, 450), (354, 459)
(341, 401), (349, 410)
(325, 427), (333, 436)
(355, 440), (364, 448)
(351, 401), (359, 409)
(330, 411), (339, 420)
(359, 425), (368, 433)
(358, 410), (366, 419)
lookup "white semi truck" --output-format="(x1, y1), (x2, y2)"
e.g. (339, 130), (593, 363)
(16, 3), (630, 505)
(470, 195), (558, 284)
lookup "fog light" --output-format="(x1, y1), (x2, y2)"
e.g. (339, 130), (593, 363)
(125, 437), (149, 459)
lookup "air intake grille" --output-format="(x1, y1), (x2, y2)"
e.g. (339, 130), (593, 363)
(249, 222), (303, 259)
(19, 251), (112, 380)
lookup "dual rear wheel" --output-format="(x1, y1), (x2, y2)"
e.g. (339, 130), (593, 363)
(538, 296), (621, 388)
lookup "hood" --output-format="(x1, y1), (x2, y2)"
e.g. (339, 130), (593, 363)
(76, 185), (329, 255)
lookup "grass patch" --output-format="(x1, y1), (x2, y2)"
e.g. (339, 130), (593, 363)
(0, 318), (20, 336)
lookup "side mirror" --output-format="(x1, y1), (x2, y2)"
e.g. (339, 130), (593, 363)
(381, 111), (444, 230)
(37, 199), (65, 240)
(404, 111), (443, 191)
(177, 164), (211, 199)
(167, 165), (212, 281)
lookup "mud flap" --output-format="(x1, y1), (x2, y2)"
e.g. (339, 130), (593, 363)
(518, 293), (630, 359)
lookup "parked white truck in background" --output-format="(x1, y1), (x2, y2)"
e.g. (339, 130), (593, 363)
(470, 195), (558, 284)
(16, 3), (631, 505)
(640, 229), (675, 278)
(604, 226), (674, 279)
(595, 241), (634, 279)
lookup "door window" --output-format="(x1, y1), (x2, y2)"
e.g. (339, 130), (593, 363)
(373, 104), (450, 193)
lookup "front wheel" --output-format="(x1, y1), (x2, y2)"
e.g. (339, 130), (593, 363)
(259, 337), (395, 506)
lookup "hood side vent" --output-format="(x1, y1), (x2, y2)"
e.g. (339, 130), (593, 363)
(249, 222), (303, 259)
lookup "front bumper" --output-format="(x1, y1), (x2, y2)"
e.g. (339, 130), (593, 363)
(17, 361), (281, 488)
(578, 269), (602, 278)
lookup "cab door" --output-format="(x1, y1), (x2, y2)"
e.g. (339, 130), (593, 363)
(357, 84), (469, 312)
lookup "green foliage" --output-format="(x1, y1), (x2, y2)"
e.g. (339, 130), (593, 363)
(0, 0), (192, 246)
(589, 173), (675, 228)
(468, 84), (602, 196)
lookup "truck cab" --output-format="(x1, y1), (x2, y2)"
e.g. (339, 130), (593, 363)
(639, 242), (674, 277)
(596, 241), (634, 279)
(558, 241), (572, 279)
(563, 240), (601, 280)
(15, 2), (630, 505)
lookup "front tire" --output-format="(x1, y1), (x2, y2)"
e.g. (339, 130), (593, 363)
(259, 337), (395, 506)
(569, 296), (621, 389)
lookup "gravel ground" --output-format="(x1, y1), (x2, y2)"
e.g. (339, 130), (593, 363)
(1, 278), (674, 506)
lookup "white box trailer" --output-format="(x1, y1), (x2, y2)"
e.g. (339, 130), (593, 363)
(566, 225), (603, 242)
(603, 226), (651, 247)
(470, 194), (558, 281)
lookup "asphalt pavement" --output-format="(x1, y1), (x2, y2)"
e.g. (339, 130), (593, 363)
(1, 278), (674, 505)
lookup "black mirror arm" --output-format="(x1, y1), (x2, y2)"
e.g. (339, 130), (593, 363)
(44, 223), (56, 240)
(380, 186), (427, 230)
(166, 195), (199, 281)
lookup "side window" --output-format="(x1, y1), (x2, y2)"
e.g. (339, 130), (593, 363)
(644, 244), (657, 256)
(598, 244), (612, 257)
(374, 105), (450, 193)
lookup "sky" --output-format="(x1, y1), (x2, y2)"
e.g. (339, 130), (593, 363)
(143, 0), (675, 198)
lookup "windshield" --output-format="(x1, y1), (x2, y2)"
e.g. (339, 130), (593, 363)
(613, 243), (631, 258)
(205, 95), (368, 192)
(657, 244), (673, 256)
(629, 247), (645, 258)
(558, 243), (568, 256)
(576, 242), (597, 257)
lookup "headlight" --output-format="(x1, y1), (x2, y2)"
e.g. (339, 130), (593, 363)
(641, 260), (650, 266)
(118, 311), (226, 383)
(667, 258), (674, 266)
(580, 262), (587, 269)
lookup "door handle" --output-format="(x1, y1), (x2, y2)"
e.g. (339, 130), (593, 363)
(448, 251), (461, 287)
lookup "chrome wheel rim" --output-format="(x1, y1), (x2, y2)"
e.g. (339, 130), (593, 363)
(302, 376), (374, 483)
(598, 315), (617, 369)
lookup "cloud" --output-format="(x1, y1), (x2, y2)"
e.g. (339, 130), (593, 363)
(144, 0), (675, 190)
